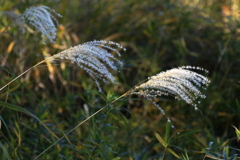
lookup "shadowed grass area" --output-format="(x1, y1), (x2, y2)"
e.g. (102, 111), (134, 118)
(0, 0), (240, 159)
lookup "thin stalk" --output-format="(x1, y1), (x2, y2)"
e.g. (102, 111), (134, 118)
(0, 55), (56, 91)
(33, 91), (131, 159)
(33, 81), (146, 159)
(33, 105), (106, 160)
(0, 61), (45, 91)
(0, 15), (21, 36)
(0, 25), (11, 35)
(0, 58), (73, 144)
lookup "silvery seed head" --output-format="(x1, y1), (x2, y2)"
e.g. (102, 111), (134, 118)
(48, 40), (125, 91)
(127, 66), (210, 114)
(19, 5), (62, 44)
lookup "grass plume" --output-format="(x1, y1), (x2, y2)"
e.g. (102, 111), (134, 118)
(48, 40), (125, 91)
(0, 40), (125, 92)
(1, 5), (61, 43)
(19, 5), (62, 43)
(127, 66), (210, 114)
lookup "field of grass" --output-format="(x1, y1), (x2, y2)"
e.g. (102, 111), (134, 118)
(0, 0), (240, 159)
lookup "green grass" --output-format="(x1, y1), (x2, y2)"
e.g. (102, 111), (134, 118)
(0, 0), (240, 159)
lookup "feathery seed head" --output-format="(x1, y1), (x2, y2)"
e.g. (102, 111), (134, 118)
(49, 40), (125, 91)
(128, 66), (210, 113)
(19, 5), (62, 44)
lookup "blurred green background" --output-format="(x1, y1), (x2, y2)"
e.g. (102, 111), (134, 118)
(0, 0), (240, 159)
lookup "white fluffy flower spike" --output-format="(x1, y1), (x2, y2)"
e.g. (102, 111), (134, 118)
(127, 66), (210, 114)
(49, 40), (125, 91)
(0, 40), (125, 92)
(19, 5), (62, 43)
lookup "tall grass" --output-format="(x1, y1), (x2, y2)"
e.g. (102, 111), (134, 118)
(0, 0), (240, 159)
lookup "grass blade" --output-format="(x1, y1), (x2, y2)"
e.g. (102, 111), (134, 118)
(155, 132), (167, 147)
(167, 148), (181, 159)
(165, 121), (171, 144)
(0, 101), (59, 140)
(0, 141), (12, 160)
(0, 66), (71, 144)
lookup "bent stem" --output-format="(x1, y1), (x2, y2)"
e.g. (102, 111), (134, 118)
(0, 15), (22, 36)
(0, 61), (45, 91)
(0, 55), (57, 91)
(0, 25), (11, 35)
(0, 57), (74, 147)
(33, 90), (132, 159)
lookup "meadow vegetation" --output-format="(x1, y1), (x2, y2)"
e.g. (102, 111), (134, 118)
(0, 0), (240, 159)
